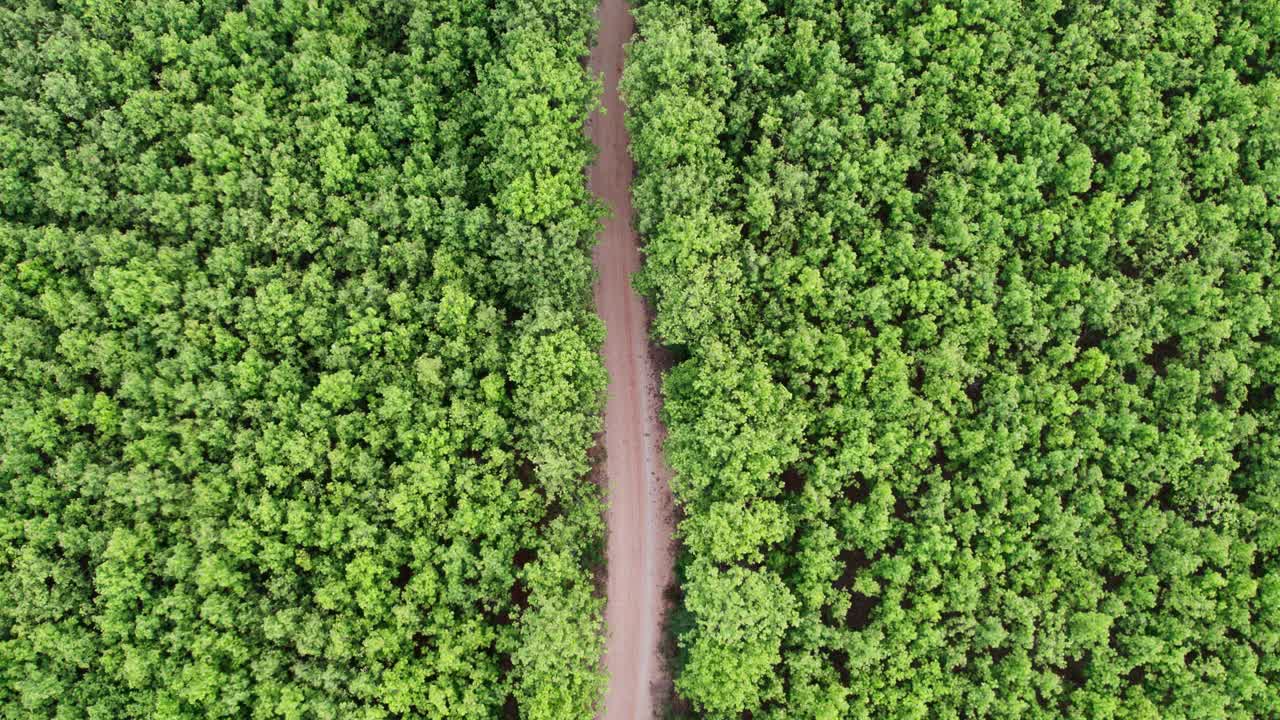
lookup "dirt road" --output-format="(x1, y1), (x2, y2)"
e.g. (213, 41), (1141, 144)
(586, 1), (677, 718)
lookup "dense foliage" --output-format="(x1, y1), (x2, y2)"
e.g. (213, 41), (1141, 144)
(0, 1), (606, 717)
(625, 0), (1279, 717)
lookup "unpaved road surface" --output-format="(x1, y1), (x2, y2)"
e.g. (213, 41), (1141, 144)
(587, 0), (677, 718)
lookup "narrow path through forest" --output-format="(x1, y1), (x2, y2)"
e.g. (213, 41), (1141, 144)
(586, 1), (677, 718)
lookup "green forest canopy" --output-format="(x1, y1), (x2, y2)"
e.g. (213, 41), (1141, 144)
(4, 0), (1279, 718)
(624, 0), (1278, 717)
(0, 0), (606, 717)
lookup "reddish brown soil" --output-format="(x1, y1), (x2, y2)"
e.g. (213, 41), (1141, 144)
(586, 0), (678, 718)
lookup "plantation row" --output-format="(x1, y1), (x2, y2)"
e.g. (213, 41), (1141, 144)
(624, 0), (1278, 717)
(0, 0), (605, 717)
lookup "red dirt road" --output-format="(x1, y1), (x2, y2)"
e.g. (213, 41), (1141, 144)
(587, 1), (677, 718)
